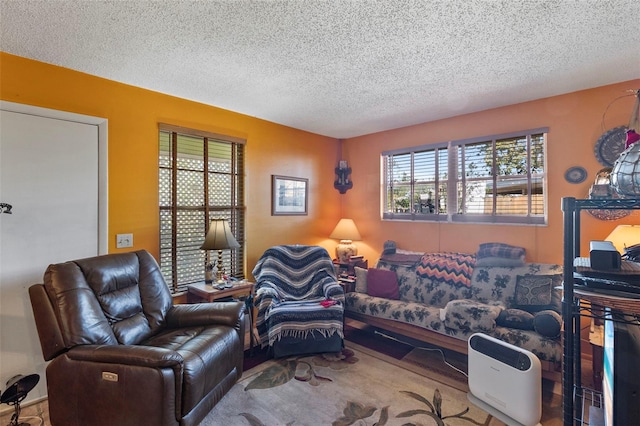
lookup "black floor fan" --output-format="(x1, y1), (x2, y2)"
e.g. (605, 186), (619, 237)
(0, 374), (40, 426)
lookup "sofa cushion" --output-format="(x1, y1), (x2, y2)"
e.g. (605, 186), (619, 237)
(533, 310), (562, 338)
(442, 299), (504, 333)
(475, 256), (526, 267)
(354, 266), (368, 293)
(366, 268), (399, 299)
(496, 308), (534, 330)
(515, 275), (554, 312)
(345, 292), (563, 365)
(470, 264), (563, 313)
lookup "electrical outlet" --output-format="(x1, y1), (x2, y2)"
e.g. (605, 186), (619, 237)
(116, 233), (133, 248)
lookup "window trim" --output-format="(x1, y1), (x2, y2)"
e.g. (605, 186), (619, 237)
(382, 128), (548, 225)
(159, 124), (246, 293)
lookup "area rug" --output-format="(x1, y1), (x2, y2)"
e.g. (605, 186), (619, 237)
(200, 343), (500, 425)
(399, 347), (469, 392)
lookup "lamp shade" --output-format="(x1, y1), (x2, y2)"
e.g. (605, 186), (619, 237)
(606, 225), (640, 254)
(200, 219), (240, 250)
(330, 219), (361, 263)
(329, 218), (361, 241)
(0, 374), (39, 404)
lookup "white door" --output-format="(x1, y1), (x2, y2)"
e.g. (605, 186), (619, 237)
(0, 104), (106, 403)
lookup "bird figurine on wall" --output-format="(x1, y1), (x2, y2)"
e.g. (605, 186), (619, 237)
(625, 129), (640, 149)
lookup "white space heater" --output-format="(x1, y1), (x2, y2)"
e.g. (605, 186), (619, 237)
(467, 333), (542, 426)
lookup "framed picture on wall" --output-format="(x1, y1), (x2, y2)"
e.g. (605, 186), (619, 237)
(272, 175), (308, 215)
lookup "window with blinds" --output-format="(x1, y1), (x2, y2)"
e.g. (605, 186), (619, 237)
(382, 128), (547, 225)
(159, 126), (245, 293)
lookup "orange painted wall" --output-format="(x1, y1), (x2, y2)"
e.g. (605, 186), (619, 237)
(2, 52), (638, 270)
(0, 53), (342, 275)
(343, 79), (640, 264)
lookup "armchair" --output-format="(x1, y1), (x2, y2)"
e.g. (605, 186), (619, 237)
(28, 250), (245, 426)
(252, 245), (344, 357)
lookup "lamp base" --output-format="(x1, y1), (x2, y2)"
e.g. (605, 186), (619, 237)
(335, 240), (357, 264)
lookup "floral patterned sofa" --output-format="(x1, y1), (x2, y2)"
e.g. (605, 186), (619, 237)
(344, 250), (563, 381)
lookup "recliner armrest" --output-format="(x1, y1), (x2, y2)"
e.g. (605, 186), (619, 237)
(68, 344), (183, 368)
(166, 302), (245, 330)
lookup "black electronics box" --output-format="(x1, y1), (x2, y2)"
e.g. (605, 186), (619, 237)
(590, 241), (621, 270)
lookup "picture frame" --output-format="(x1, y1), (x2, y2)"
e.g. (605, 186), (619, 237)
(271, 175), (308, 215)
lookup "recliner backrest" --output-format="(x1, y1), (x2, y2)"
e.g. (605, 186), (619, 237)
(41, 250), (173, 350)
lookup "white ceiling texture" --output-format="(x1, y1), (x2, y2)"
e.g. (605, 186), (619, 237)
(1, 0), (639, 138)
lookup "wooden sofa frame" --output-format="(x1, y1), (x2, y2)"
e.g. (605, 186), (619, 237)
(346, 311), (562, 382)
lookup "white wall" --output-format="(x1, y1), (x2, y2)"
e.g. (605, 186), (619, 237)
(0, 101), (108, 406)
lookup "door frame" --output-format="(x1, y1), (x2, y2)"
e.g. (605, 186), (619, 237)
(0, 101), (108, 254)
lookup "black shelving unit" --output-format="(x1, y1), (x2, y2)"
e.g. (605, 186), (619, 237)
(561, 197), (640, 425)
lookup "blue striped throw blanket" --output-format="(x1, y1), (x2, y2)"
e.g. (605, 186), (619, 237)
(252, 245), (344, 346)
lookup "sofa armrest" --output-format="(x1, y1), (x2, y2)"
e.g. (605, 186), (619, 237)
(67, 344), (183, 368)
(166, 302), (245, 331)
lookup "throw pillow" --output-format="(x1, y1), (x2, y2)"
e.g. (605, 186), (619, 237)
(533, 310), (562, 338)
(366, 268), (399, 300)
(514, 275), (553, 312)
(477, 242), (526, 260)
(354, 266), (368, 293)
(496, 308), (535, 330)
(383, 240), (397, 254)
(442, 299), (504, 333)
(416, 252), (476, 287)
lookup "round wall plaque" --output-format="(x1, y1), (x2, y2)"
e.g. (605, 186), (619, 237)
(564, 166), (587, 184)
(594, 126), (627, 167)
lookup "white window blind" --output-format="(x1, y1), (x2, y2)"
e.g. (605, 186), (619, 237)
(159, 126), (245, 292)
(383, 129), (547, 225)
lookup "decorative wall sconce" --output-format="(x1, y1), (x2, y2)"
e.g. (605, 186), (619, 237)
(334, 160), (353, 194)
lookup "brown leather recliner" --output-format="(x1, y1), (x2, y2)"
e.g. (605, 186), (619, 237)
(29, 250), (245, 426)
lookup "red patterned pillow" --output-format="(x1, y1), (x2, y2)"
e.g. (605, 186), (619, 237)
(366, 268), (399, 300)
(416, 252), (476, 287)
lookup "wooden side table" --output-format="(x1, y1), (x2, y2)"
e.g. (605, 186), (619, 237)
(187, 281), (256, 351)
(333, 258), (368, 275)
(187, 281), (254, 303)
(338, 277), (356, 293)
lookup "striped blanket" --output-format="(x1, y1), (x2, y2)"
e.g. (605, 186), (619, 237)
(252, 245), (344, 346)
(416, 252), (476, 288)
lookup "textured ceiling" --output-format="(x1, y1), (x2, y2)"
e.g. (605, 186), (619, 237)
(1, 0), (639, 138)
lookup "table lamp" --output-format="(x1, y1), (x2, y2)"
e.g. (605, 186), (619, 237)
(1, 373), (40, 426)
(200, 219), (240, 284)
(330, 218), (361, 263)
(606, 224), (640, 254)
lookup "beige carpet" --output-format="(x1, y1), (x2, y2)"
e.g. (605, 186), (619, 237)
(2, 342), (562, 425)
(396, 347), (562, 426)
(200, 343), (502, 425)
